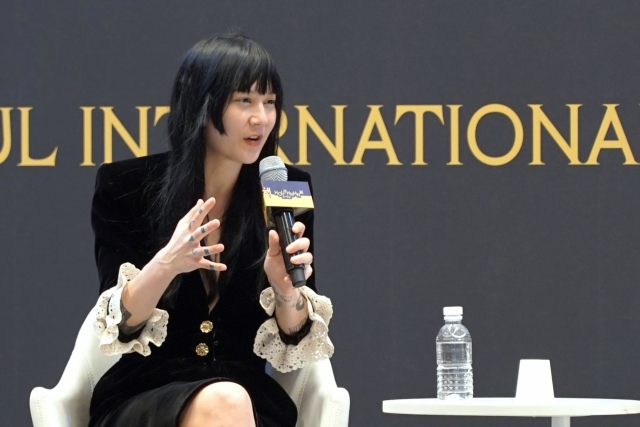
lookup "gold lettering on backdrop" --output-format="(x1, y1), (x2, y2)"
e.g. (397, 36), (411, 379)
(0, 107), (12, 164)
(467, 104), (523, 166)
(4, 103), (640, 167)
(350, 105), (401, 165)
(154, 106), (170, 126)
(447, 105), (463, 165)
(395, 105), (445, 166)
(18, 107), (58, 166)
(277, 110), (293, 164)
(585, 104), (639, 165)
(295, 105), (347, 165)
(102, 106), (151, 164)
(80, 107), (96, 166)
(529, 104), (581, 165)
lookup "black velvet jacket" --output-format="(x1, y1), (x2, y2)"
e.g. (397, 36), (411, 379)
(88, 153), (315, 427)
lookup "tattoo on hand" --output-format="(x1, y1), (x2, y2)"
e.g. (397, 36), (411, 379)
(188, 220), (195, 230)
(288, 316), (309, 335)
(118, 300), (146, 336)
(189, 234), (195, 242)
(275, 292), (293, 308)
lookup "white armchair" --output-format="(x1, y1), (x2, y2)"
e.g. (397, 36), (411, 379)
(30, 307), (350, 427)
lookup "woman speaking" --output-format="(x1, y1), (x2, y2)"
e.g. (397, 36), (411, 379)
(89, 33), (333, 427)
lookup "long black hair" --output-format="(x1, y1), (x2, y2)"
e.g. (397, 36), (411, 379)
(152, 33), (284, 304)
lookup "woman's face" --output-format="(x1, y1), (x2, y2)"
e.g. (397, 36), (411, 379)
(204, 82), (277, 165)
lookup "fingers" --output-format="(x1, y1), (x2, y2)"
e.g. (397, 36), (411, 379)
(193, 242), (226, 272)
(188, 197), (217, 228)
(267, 230), (312, 265)
(198, 259), (227, 272)
(290, 251), (313, 265)
(304, 264), (313, 279)
(190, 243), (224, 258)
(291, 221), (306, 238)
(285, 237), (310, 255)
(179, 199), (204, 226)
(179, 197), (216, 231)
(185, 218), (221, 244)
(266, 230), (311, 260)
(266, 230), (281, 257)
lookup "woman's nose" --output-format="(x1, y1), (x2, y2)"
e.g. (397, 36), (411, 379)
(250, 104), (268, 126)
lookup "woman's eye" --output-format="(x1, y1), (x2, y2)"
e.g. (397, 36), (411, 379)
(266, 99), (276, 105)
(237, 97), (250, 103)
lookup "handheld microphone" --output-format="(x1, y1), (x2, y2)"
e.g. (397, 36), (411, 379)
(259, 156), (307, 287)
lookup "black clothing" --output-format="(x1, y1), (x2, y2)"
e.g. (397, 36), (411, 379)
(88, 153), (315, 427)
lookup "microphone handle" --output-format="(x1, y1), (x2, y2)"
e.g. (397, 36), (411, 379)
(272, 208), (306, 287)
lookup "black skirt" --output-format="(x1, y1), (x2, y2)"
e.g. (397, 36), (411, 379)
(90, 355), (297, 427)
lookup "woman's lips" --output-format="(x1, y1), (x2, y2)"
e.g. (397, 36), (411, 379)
(244, 136), (262, 146)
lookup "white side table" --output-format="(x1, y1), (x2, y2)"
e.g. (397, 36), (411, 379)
(383, 398), (640, 427)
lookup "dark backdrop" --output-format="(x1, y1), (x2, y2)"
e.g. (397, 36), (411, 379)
(2, 1), (640, 426)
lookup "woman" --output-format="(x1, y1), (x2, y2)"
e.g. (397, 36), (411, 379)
(90, 34), (333, 427)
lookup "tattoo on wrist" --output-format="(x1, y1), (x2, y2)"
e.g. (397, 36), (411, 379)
(293, 294), (305, 311)
(288, 316), (309, 335)
(118, 300), (146, 335)
(274, 292), (293, 308)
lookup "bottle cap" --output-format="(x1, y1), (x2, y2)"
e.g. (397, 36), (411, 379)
(443, 306), (463, 316)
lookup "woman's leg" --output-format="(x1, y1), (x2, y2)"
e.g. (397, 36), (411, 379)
(179, 381), (257, 427)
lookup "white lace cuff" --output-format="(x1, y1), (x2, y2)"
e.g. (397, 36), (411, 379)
(253, 286), (334, 373)
(93, 262), (169, 356)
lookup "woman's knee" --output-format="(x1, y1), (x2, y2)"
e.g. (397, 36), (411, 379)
(200, 382), (252, 409)
(180, 382), (254, 426)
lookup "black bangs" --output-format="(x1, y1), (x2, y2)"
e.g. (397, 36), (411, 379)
(233, 46), (281, 95)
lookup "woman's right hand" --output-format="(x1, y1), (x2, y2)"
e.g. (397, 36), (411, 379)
(154, 198), (227, 277)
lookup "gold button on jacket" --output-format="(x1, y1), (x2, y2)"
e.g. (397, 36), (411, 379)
(195, 343), (209, 357)
(200, 320), (214, 334)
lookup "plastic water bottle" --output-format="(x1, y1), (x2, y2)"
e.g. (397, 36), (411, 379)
(436, 306), (473, 400)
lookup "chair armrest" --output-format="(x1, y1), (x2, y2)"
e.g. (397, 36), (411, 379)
(30, 386), (70, 427)
(30, 308), (121, 427)
(267, 359), (350, 427)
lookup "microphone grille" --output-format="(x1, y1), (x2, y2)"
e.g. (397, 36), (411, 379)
(259, 156), (288, 181)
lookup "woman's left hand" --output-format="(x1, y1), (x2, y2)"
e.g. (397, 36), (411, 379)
(264, 221), (313, 293)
